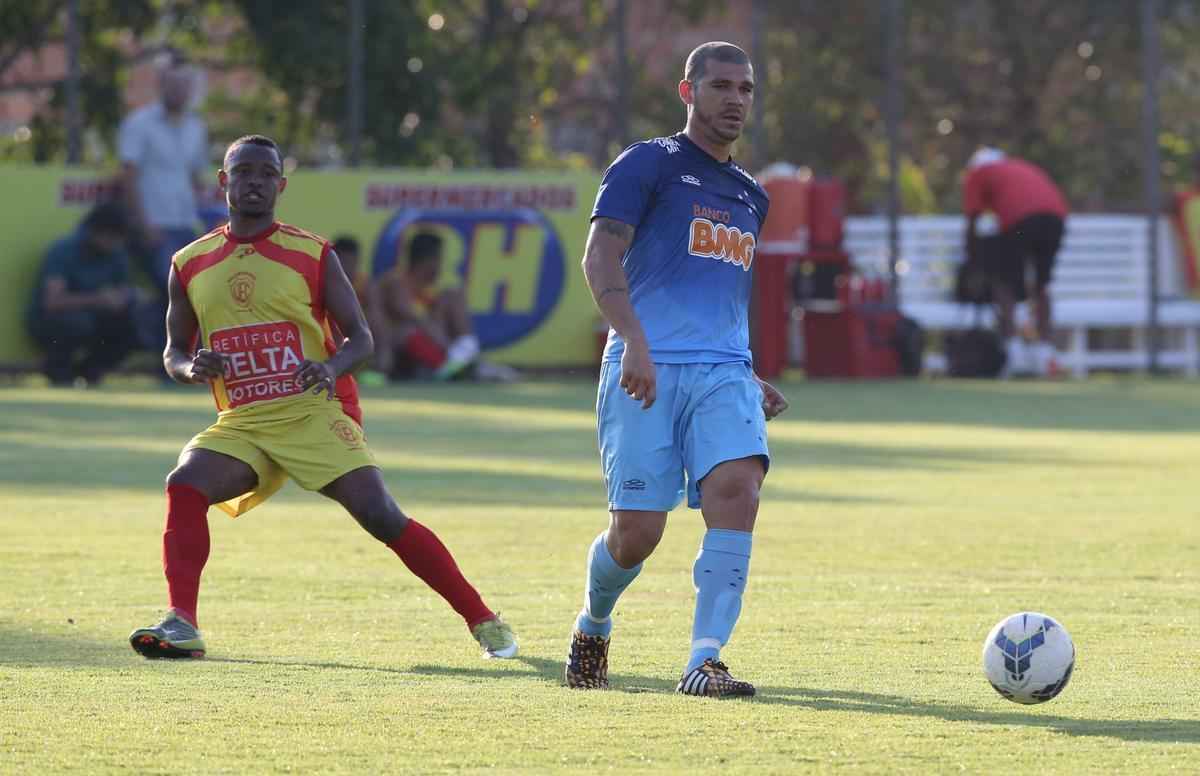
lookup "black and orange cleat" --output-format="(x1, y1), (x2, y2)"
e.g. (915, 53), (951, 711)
(129, 609), (206, 659)
(565, 630), (610, 689)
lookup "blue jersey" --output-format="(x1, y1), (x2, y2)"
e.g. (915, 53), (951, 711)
(591, 132), (770, 364)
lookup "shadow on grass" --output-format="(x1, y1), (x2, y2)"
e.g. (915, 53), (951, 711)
(205, 655), (583, 684)
(206, 656), (412, 675)
(407, 657), (671, 693)
(754, 685), (1200, 744)
(408, 660), (1200, 744)
(8, 628), (1192, 746)
(0, 624), (132, 668)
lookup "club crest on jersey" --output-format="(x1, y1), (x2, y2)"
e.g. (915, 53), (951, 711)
(228, 271), (256, 308)
(689, 217), (755, 271)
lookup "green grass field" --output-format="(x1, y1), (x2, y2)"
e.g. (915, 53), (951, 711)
(1, 377), (1197, 774)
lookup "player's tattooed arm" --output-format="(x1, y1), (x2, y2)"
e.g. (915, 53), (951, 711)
(596, 285), (628, 302)
(582, 217), (638, 318)
(592, 220), (631, 302)
(594, 217), (635, 241)
(582, 217), (657, 408)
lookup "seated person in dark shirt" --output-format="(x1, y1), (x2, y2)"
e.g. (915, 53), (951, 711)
(26, 202), (142, 386)
(331, 235), (372, 308)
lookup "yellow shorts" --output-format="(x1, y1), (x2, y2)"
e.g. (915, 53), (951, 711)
(184, 398), (376, 517)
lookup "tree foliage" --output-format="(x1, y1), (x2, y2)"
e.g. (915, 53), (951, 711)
(5, 0), (1200, 213)
(0, 0), (157, 162)
(753, 0), (1198, 212)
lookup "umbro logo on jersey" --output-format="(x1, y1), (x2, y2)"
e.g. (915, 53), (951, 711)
(681, 175), (701, 186)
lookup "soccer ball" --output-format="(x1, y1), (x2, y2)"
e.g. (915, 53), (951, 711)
(982, 612), (1075, 704)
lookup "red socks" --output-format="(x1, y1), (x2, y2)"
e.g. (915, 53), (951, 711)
(161, 489), (488, 632)
(402, 330), (447, 369)
(387, 520), (494, 628)
(163, 484), (210, 628)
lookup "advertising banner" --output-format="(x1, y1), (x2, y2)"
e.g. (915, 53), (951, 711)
(1, 165), (602, 366)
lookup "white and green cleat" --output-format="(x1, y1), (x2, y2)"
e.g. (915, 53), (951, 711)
(472, 616), (519, 659)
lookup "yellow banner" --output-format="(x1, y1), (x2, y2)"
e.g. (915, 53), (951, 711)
(1, 165), (602, 366)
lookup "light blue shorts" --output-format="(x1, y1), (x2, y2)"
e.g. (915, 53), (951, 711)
(597, 361), (770, 511)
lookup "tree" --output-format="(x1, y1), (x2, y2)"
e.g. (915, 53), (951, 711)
(748, 0), (1200, 212)
(0, 0), (157, 163)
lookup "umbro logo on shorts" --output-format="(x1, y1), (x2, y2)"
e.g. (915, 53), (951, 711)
(681, 175), (701, 186)
(622, 479), (646, 491)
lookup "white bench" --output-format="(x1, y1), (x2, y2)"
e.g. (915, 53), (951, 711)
(843, 214), (1200, 377)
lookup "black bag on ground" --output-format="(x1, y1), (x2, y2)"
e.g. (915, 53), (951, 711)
(945, 328), (1006, 378)
(892, 315), (925, 377)
(953, 257), (992, 305)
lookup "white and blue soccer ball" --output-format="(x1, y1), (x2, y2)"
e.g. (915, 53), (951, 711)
(982, 612), (1075, 704)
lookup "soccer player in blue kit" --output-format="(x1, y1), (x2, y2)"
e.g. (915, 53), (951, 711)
(565, 42), (789, 698)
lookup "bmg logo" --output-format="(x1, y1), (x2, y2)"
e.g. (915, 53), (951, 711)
(372, 208), (566, 348)
(688, 217), (756, 271)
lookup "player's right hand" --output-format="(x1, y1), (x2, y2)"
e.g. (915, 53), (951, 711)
(187, 349), (229, 383)
(620, 339), (656, 410)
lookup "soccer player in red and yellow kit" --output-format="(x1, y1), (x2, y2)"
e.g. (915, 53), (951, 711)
(129, 135), (517, 660)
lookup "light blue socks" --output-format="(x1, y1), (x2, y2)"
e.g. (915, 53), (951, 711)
(686, 528), (753, 673)
(575, 531), (642, 638)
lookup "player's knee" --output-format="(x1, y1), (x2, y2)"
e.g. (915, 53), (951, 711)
(609, 515), (664, 567)
(165, 465), (200, 493)
(705, 474), (760, 524)
(356, 500), (408, 543)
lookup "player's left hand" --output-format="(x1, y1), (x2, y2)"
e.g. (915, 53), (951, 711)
(757, 378), (789, 420)
(295, 359), (337, 400)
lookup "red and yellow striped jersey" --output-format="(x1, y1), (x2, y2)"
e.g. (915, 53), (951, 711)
(172, 222), (361, 423)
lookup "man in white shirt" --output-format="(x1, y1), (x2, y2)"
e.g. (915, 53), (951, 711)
(118, 61), (210, 293)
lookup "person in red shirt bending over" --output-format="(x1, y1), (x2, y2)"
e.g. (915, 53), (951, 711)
(963, 147), (1069, 376)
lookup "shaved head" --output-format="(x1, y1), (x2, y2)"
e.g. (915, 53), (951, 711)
(684, 42), (750, 83)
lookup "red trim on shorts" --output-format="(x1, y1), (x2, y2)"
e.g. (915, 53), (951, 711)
(178, 241), (238, 289)
(338, 376), (363, 425)
(319, 318), (362, 424)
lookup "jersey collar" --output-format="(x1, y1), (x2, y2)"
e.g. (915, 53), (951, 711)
(223, 221), (280, 244)
(677, 132), (734, 166)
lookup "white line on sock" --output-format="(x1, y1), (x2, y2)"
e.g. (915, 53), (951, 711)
(691, 637), (722, 652)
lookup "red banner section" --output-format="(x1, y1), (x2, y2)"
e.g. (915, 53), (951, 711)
(1172, 190), (1200, 296)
